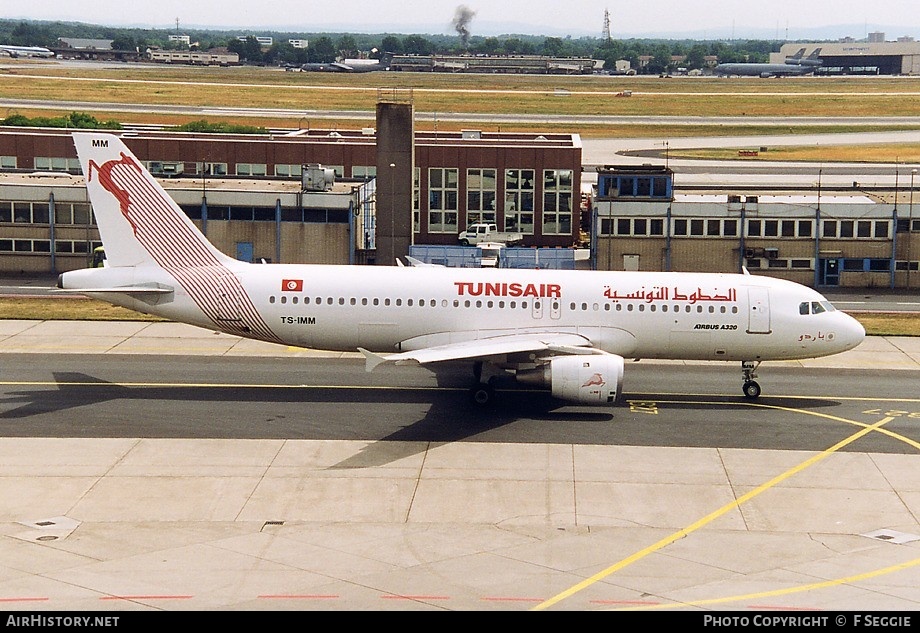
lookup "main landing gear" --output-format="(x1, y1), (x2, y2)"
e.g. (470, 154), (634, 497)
(469, 361), (497, 406)
(741, 361), (761, 399)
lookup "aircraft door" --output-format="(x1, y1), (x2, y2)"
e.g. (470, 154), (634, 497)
(212, 270), (244, 330)
(747, 287), (771, 334)
(550, 299), (561, 319)
(531, 299), (544, 320)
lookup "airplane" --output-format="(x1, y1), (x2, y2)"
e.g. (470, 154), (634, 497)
(786, 48), (823, 66)
(0, 45), (55, 58)
(300, 59), (385, 73)
(57, 133), (865, 407)
(714, 49), (822, 78)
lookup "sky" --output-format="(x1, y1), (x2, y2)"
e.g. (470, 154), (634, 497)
(4, 0), (920, 40)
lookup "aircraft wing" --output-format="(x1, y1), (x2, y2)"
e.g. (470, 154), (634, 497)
(359, 331), (607, 371)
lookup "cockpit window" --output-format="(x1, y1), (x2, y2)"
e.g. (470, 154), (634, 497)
(800, 300), (838, 315)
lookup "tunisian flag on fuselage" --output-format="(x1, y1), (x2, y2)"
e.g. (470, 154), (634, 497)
(281, 279), (303, 292)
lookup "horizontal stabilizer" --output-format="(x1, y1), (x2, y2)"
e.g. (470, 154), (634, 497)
(54, 282), (174, 296)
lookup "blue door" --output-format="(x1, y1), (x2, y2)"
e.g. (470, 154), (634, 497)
(236, 242), (254, 263)
(819, 258), (840, 286)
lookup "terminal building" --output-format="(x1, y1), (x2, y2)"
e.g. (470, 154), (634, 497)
(0, 110), (584, 272)
(593, 166), (920, 289)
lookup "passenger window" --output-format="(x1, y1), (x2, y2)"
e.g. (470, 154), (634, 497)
(269, 296), (275, 304)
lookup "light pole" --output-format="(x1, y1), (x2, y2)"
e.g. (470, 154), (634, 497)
(389, 163), (396, 265)
(909, 169), (917, 288)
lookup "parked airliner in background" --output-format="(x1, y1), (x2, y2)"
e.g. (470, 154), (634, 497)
(299, 58), (385, 73)
(715, 48), (822, 77)
(0, 45), (55, 58)
(57, 133), (865, 407)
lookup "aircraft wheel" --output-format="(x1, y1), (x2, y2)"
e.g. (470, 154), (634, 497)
(742, 381), (761, 399)
(470, 383), (495, 406)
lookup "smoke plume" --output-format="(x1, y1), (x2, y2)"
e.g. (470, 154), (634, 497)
(452, 5), (476, 48)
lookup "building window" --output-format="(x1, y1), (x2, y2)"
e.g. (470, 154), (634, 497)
(273, 164), (301, 177)
(197, 162), (228, 176)
(147, 161), (184, 176)
(466, 168), (497, 226)
(10, 202), (49, 224)
(352, 165), (376, 178)
(0, 156), (16, 169)
(34, 157), (81, 173)
(236, 163), (268, 177)
(428, 167), (459, 233)
(821, 219), (890, 239)
(54, 203), (93, 225)
(504, 169), (534, 234)
(413, 167), (421, 234)
(542, 169), (573, 235)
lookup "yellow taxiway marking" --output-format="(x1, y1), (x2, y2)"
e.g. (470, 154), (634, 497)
(534, 408), (903, 611)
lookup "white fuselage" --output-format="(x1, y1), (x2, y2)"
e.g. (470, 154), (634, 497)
(69, 264), (866, 363)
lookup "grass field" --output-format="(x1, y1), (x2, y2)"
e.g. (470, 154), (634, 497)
(0, 297), (915, 337)
(2, 61), (920, 160)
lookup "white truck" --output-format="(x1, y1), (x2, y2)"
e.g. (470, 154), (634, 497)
(458, 222), (524, 246)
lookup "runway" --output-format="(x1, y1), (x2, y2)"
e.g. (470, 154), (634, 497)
(1, 320), (920, 611)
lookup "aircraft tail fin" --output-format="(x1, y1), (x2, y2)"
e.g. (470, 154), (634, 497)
(787, 47), (806, 61)
(72, 132), (235, 270)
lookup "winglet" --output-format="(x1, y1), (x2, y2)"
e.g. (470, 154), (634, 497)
(358, 348), (391, 372)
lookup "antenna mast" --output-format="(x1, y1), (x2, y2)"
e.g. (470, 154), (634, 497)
(603, 9), (612, 43)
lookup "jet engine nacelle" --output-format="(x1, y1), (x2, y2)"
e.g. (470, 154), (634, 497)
(517, 354), (625, 405)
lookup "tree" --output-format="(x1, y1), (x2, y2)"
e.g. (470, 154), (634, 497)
(307, 36), (336, 63)
(336, 35), (358, 58)
(111, 35), (137, 52)
(380, 35), (403, 55)
(402, 35), (434, 56)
